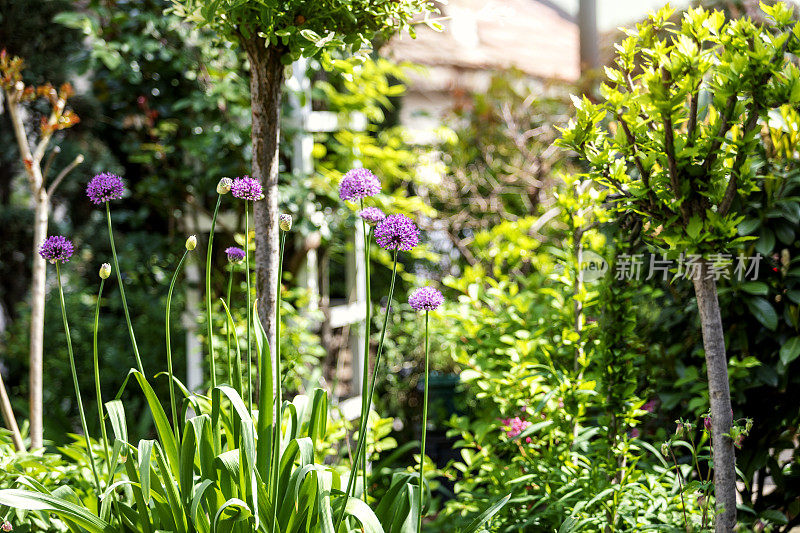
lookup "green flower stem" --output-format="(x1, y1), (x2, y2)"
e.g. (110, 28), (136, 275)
(359, 199), (371, 502)
(166, 249), (189, 445)
(417, 310), (430, 533)
(92, 279), (112, 480)
(225, 266), (235, 387)
(105, 204), (144, 374)
(206, 195), (222, 390)
(336, 249), (399, 529)
(56, 263), (101, 494)
(245, 201), (253, 411)
(269, 230), (286, 533)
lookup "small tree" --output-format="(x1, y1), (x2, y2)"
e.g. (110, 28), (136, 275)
(174, 0), (437, 350)
(1, 51), (82, 449)
(559, 4), (800, 530)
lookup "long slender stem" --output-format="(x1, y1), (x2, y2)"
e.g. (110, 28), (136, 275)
(105, 204), (144, 374)
(670, 448), (689, 531)
(359, 200), (371, 502)
(92, 279), (112, 480)
(56, 263), (101, 494)
(336, 250), (399, 529)
(206, 195), (222, 390)
(245, 201), (253, 411)
(226, 267), (234, 387)
(417, 311), (430, 533)
(270, 231), (286, 533)
(166, 250), (189, 445)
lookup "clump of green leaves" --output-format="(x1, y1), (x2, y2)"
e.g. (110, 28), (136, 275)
(172, 0), (440, 64)
(558, 2), (800, 253)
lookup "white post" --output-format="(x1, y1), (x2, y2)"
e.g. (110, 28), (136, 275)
(348, 223), (367, 395)
(184, 258), (203, 391)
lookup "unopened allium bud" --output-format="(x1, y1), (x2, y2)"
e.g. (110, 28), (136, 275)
(186, 235), (197, 251)
(217, 177), (232, 195)
(279, 214), (292, 231)
(99, 263), (111, 279)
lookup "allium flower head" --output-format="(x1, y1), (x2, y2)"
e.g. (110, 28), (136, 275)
(338, 168), (380, 201)
(86, 173), (125, 205)
(358, 207), (385, 226)
(374, 214), (419, 252)
(216, 177), (232, 194)
(39, 236), (74, 263)
(231, 176), (262, 201)
(99, 263), (111, 279)
(185, 235), (197, 251)
(408, 286), (444, 312)
(279, 214), (292, 231)
(225, 246), (245, 263)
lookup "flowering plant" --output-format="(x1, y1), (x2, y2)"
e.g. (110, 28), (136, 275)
(0, 169), (506, 533)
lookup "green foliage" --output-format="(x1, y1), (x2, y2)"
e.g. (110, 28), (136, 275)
(649, 102), (800, 527)
(558, 3), (800, 253)
(431, 174), (702, 530)
(173, 0), (439, 64)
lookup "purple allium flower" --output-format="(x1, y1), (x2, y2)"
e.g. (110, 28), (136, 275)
(338, 168), (380, 201)
(358, 207), (386, 226)
(374, 214), (419, 252)
(225, 246), (246, 263)
(230, 176), (262, 201)
(408, 286), (444, 311)
(86, 173), (125, 205)
(39, 235), (74, 263)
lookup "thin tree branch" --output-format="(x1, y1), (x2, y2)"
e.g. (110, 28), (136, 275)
(616, 113), (650, 187)
(701, 95), (737, 175)
(660, 69), (689, 223)
(41, 146), (60, 182)
(46, 154), (84, 198)
(32, 96), (66, 165)
(687, 89), (699, 144)
(718, 109), (760, 216)
(4, 86), (39, 191)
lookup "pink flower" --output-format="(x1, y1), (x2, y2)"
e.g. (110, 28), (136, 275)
(501, 416), (531, 438)
(643, 399), (657, 413)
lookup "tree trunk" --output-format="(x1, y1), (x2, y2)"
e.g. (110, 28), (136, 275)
(241, 36), (285, 355)
(29, 189), (48, 449)
(692, 262), (736, 532)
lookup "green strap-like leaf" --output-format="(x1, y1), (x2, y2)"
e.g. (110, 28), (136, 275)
(0, 489), (114, 533)
(461, 493), (511, 533)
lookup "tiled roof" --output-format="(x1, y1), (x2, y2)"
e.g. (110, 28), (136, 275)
(385, 0), (580, 82)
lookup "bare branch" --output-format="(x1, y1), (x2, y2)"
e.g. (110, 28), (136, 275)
(47, 154), (84, 198)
